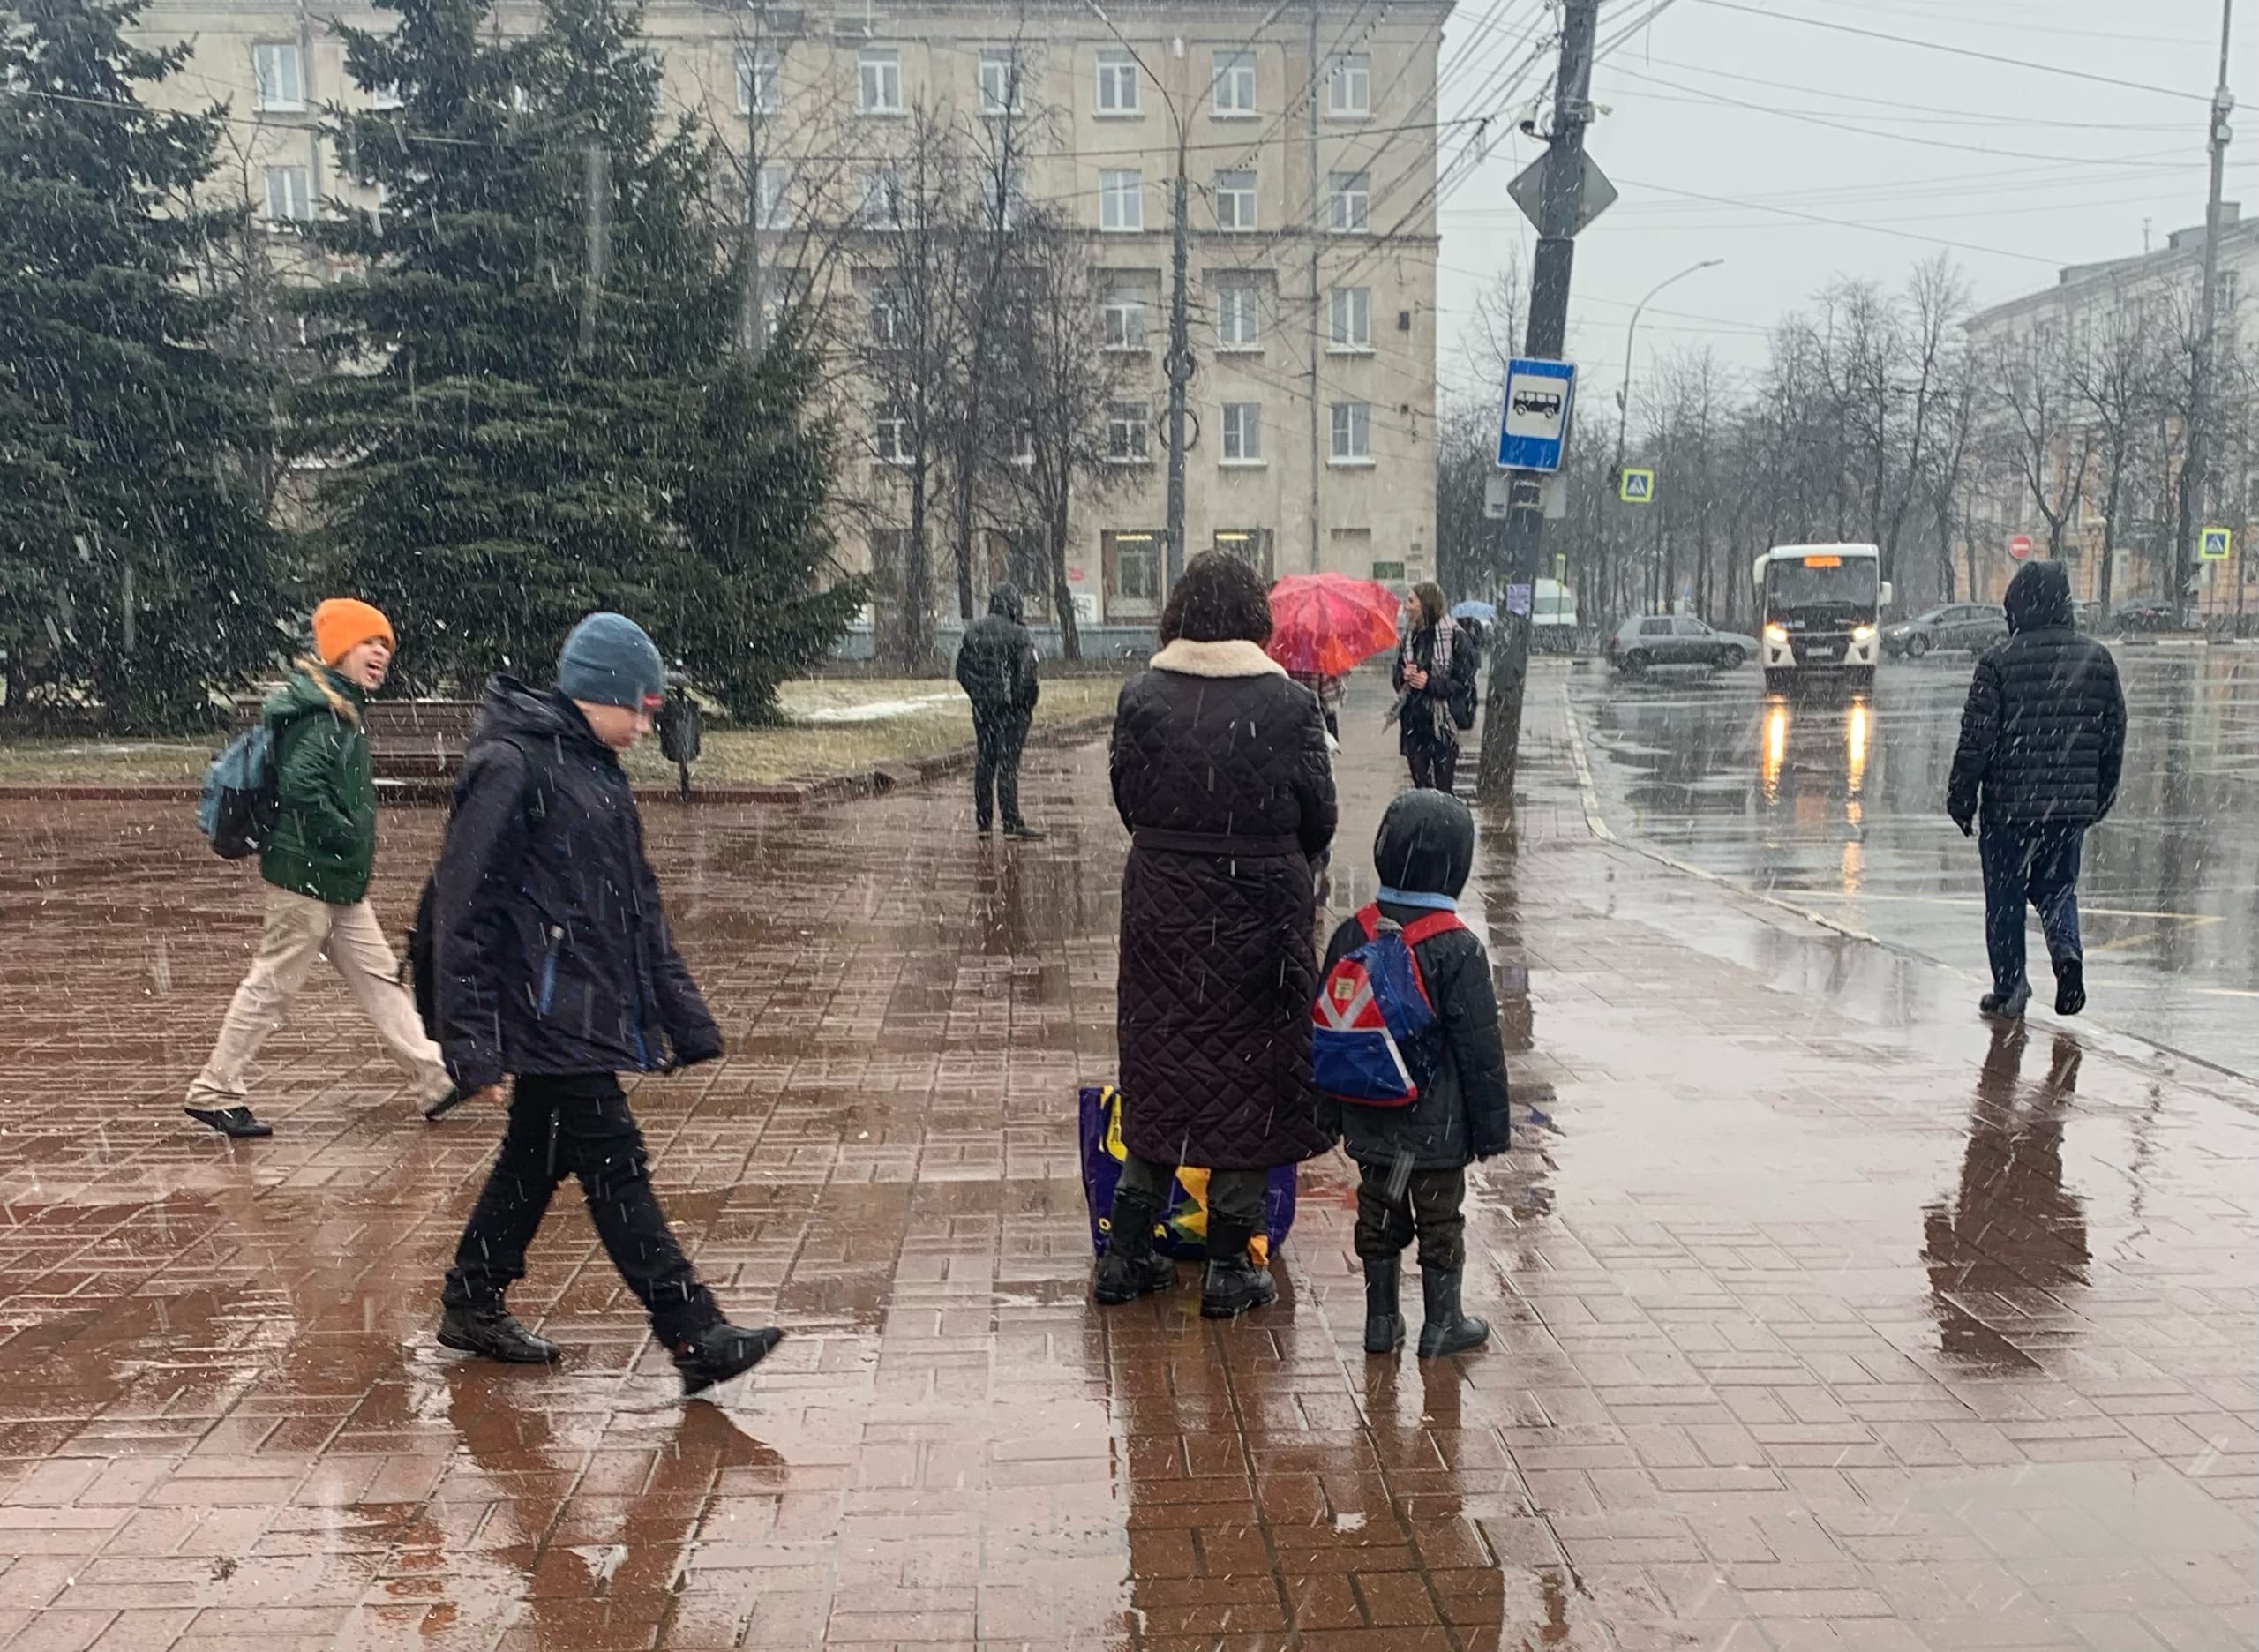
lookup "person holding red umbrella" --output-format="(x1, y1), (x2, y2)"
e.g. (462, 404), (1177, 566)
(1265, 572), (1401, 743)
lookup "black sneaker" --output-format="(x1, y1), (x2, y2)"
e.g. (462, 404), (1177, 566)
(1978, 983), (2030, 1020)
(672, 1321), (783, 1396)
(184, 1105), (272, 1139)
(2053, 959), (2086, 1017)
(1002, 822), (1046, 841)
(422, 1087), (467, 1122)
(438, 1305), (561, 1364)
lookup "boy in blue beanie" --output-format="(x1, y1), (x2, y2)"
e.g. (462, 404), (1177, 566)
(428, 613), (782, 1395)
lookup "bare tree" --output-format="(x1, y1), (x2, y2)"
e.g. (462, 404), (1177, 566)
(1992, 325), (2091, 559)
(2066, 294), (2164, 612)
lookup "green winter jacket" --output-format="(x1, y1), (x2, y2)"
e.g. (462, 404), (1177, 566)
(259, 660), (376, 905)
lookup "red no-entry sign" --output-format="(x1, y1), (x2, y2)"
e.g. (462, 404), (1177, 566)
(2008, 534), (2033, 560)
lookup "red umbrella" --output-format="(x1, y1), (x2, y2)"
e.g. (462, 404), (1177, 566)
(1265, 573), (1401, 677)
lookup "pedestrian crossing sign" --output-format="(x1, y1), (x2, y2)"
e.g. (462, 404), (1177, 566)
(1619, 467), (1655, 504)
(2200, 525), (2232, 561)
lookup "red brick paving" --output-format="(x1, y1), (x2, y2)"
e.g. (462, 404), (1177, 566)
(0, 665), (2252, 1649)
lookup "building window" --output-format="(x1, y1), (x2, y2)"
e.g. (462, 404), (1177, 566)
(1212, 49), (1255, 116)
(252, 41), (305, 112)
(1099, 169), (1143, 231)
(1010, 420), (1036, 464)
(1326, 53), (1370, 116)
(754, 165), (791, 229)
(371, 81), (404, 110)
(1096, 50), (1140, 114)
(869, 290), (903, 346)
(859, 169), (903, 229)
(1217, 284), (1261, 349)
(1105, 529), (1165, 617)
(1328, 286), (1370, 350)
(1213, 169), (1257, 231)
(1330, 401), (1370, 462)
(859, 49), (902, 115)
(978, 48), (1022, 115)
(874, 410), (912, 463)
(1107, 401), (1151, 463)
(1102, 289), (1149, 350)
(262, 165), (311, 222)
(1220, 402), (1261, 463)
(1328, 170), (1370, 233)
(737, 48), (780, 115)
(1215, 528), (1272, 579)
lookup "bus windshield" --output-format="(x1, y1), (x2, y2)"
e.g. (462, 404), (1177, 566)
(1768, 557), (1878, 609)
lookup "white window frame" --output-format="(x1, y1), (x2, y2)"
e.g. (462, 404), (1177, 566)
(978, 48), (1023, 115)
(1099, 169), (1143, 232)
(754, 165), (791, 229)
(370, 80), (404, 110)
(262, 164), (311, 222)
(1328, 286), (1371, 351)
(1212, 49), (1255, 116)
(859, 169), (903, 229)
(858, 49), (902, 115)
(1095, 50), (1140, 115)
(1213, 169), (1257, 232)
(1010, 419), (1036, 465)
(869, 290), (903, 346)
(1216, 284), (1261, 350)
(1107, 401), (1152, 464)
(1326, 52), (1371, 117)
(1329, 401), (1372, 464)
(736, 48), (781, 116)
(981, 164), (1024, 231)
(1220, 402), (1262, 464)
(252, 41), (305, 112)
(874, 411), (912, 464)
(1328, 170), (1370, 233)
(1102, 290), (1149, 351)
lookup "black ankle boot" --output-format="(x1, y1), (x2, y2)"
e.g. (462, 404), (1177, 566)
(438, 1303), (561, 1364)
(672, 1320), (784, 1396)
(1362, 1257), (1404, 1354)
(185, 1105), (272, 1138)
(2053, 958), (2085, 1016)
(1093, 1191), (1176, 1305)
(1415, 1268), (1490, 1358)
(1199, 1221), (1277, 1319)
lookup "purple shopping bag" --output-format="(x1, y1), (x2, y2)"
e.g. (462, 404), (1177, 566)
(1078, 1085), (1297, 1264)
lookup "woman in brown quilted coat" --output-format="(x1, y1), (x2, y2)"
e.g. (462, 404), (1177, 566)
(1093, 552), (1339, 1318)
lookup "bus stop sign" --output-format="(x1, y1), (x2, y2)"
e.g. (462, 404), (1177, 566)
(1497, 358), (1576, 472)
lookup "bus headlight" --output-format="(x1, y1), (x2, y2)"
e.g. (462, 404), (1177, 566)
(1850, 623), (1876, 643)
(1764, 623), (1790, 644)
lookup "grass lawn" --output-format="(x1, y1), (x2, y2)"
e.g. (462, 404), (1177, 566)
(0, 676), (1122, 787)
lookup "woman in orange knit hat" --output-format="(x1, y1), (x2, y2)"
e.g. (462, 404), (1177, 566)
(184, 599), (457, 1137)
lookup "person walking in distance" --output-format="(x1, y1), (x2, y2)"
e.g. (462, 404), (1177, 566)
(1391, 582), (1471, 793)
(1948, 560), (2127, 1020)
(184, 599), (456, 1138)
(954, 582), (1044, 839)
(430, 612), (780, 1394)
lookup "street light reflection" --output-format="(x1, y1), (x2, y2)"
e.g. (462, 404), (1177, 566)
(1761, 699), (1788, 801)
(1846, 700), (1869, 798)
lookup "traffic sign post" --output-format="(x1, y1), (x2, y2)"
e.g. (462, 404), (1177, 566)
(1618, 467), (1654, 504)
(1496, 358), (1576, 473)
(2008, 533), (2033, 560)
(2200, 525), (2233, 561)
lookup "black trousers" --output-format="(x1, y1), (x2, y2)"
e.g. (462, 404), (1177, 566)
(442, 1073), (718, 1344)
(1113, 1151), (1268, 1254)
(972, 707), (1032, 830)
(1353, 1161), (1467, 1272)
(1407, 747), (1458, 794)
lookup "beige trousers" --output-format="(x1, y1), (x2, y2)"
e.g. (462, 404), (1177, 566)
(188, 885), (451, 1109)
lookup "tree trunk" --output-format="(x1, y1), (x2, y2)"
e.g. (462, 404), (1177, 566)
(1047, 484), (1080, 660)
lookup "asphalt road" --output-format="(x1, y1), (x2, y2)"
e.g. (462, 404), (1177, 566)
(1564, 645), (2259, 1077)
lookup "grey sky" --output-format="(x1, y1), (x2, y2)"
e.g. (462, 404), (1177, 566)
(1435, 0), (2253, 409)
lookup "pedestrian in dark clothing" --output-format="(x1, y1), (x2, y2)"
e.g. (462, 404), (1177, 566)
(1095, 552), (1338, 1320)
(431, 612), (780, 1396)
(954, 582), (1044, 839)
(1947, 560), (2126, 1020)
(1318, 788), (1508, 1359)
(1391, 582), (1472, 793)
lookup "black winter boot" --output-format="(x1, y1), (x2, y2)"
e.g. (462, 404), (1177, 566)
(672, 1321), (784, 1396)
(1978, 981), (2031, 1019)
(1199, 1222), (1277, 1320)
(438, 1304), (561, 1364)
(185, 1105), (271, 1139)
(1415, 1268), (1490, 1358)
(1362, 1257), (1405, 1355)
(1093, 1190), (1176, 1304)
(2053, 958), (2086, 1017)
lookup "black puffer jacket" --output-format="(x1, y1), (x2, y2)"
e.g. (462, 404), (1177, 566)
(954, 584), (1039, 714)
(1317, 790), (1510, 1170)
(1111, 639), (1338, 1170)
(1948, 561), (2127, 830)
(432, 678), (722, 1093)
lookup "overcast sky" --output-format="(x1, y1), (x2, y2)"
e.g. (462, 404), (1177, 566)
(1433, 0), (2255, 409)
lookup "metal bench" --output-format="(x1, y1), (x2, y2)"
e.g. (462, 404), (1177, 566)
(233, 695), (482, 786)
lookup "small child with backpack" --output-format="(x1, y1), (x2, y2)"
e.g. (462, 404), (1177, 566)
(1313, 788), (1509, 1357)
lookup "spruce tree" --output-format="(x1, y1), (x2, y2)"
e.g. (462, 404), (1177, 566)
(0, 0), (283, 729)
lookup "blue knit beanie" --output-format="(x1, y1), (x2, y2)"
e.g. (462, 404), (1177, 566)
(557, 612), (665, 710)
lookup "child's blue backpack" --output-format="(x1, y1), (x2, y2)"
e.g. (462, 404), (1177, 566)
(1311, 903), (1463, 1108)
(198, 724), (278, 860)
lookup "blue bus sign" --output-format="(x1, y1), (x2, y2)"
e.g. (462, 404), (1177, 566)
(1497, 358), (1576, 473)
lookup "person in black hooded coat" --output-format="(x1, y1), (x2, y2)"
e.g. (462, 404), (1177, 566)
(1947, 560), (2126, 1020)
(1317, 788), (1508, 1359)
(954, 582), (1043, 838)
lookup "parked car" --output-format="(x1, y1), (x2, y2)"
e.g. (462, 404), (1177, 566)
(1883, 603), (2008, 657)
(2106, 599), (2179, 635)
(1607, 614), (1760, 675)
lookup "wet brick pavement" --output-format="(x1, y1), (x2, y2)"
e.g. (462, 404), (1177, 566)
(0, 664), (2253, 1650)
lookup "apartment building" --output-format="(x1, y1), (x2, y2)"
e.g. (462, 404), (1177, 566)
(126, 0), (1449, 636)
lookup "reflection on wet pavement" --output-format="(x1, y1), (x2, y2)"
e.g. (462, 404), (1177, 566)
(0, 669), (2252, 1649)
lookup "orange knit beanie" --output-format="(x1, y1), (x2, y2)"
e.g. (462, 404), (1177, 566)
(311, 598), (395, 666)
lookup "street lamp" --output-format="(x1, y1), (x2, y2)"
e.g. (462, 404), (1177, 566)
(1610, 257), (1722, 616)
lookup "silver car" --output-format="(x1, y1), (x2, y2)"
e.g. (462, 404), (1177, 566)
(1608, 614), (1760, 675)
(1885, 603), (2008, 657)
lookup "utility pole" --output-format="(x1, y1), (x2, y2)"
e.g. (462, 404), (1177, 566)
(1476, 0), (1599, 806)
(2174, 0), (2235, 626)
(1307, 0), (1324, 574)
(1166, 137), (1191, 589)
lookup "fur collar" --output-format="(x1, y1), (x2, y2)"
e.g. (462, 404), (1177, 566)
(1150, 638), (1287, 679)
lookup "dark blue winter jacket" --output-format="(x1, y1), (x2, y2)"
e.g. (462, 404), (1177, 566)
(431, 677), (721, 1093)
